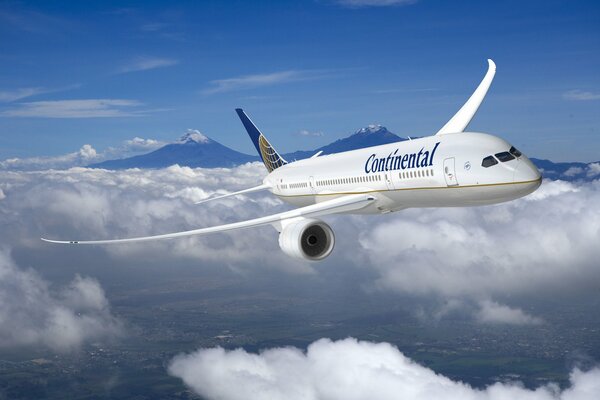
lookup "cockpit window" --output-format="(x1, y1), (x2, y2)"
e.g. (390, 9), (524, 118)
(509, 146), (522, 158)
(481, 156), (498, 168)
(495, 151), (515, 162)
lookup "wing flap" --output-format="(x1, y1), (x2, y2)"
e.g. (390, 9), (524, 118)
(436, 59), (496, 136)
(42, 194), (375, 245)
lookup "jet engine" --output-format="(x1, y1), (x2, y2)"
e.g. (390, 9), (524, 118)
(278, 218), (335, 261)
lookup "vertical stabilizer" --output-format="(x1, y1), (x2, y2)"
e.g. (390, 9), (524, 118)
(236, 108), (287, 172)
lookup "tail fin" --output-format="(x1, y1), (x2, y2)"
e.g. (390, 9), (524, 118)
(236, 108), (287, 172)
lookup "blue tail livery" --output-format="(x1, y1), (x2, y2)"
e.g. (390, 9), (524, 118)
(236, 108), (287, 172)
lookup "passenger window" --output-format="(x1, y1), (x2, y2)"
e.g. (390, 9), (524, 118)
(481, 156), (498, 168)
(495, 152), (515, 162)
(509, 146), (522, 158)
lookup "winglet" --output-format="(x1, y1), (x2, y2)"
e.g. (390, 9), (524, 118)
(436, 59), (496, 136)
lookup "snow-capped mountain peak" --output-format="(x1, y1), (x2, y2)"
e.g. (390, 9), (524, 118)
(178, 129), (211, 144)
(354, 124), (387, 135)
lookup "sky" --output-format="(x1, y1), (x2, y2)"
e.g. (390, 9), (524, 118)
(0, 0), (599, 162)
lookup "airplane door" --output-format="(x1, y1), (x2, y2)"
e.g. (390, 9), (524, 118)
(309, 176), (316, 194)
(443, 157), (459, 186)
(384, 172), (395, 190)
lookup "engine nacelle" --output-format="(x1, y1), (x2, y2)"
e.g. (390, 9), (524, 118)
(278, 218), (335, 261)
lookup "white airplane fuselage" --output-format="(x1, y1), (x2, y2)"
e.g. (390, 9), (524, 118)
(42, 59), (543, 262)
(265, 132), (541, 213)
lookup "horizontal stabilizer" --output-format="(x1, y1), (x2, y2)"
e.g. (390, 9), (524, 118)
(436, 59), (496, 136)
(195, 183), (271, 205)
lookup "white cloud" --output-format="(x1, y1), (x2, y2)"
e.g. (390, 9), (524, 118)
(0, 84), (81, 103)
(117, 56), (179, 74)
(563, 166), (584, 177)
(586, 163), (600, 178)
(0, 249), (122, 352)
(476, 300), (543, 325)
(1, 99), (147, 118)
(337, 0), (418, 8)
(0, 163), (313, 274)
(359, 179), (600, 298)
(0, 137), (165, 171)
(563, 90), (600, 101)
(1, 166), (599, 302)
(0, 87), (45, 102)
(297, 129), (324, 137)
(203, 70), (326, 94)
(169, 337), (600, 400)
(0, 144), (101, 170)
(123, 137), (163, 151)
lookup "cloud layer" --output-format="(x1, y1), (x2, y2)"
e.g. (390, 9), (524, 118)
(1, 166), (599, 324)
(0, 137), (165, 170)
(0, 249), (122, 352)
(169, 337), (600, 400)
(359, 179), (600, 300)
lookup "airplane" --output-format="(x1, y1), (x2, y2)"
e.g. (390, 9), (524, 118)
(43, 59), (542, 261)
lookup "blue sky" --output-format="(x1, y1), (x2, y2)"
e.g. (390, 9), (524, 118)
(0, 0), (598, 162)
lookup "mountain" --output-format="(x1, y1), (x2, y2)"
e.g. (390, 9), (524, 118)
(284, 125), (405, 161)
(88, 128), (599, 182)
(89, 130), (258, 169)
(90, 125), (404, 170)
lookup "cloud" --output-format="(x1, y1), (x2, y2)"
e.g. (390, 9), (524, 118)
(476, 300), (543, 325)
(140, 23), (169, 32)
(359, 179), (600, 299)
(0, 144), (101, 170)
(586, 163), (600, 178)
(0, 249), (122, 352)
(117, 57), (179, 74)
(0, 137), (165, 171)
(1, 99), (147, 118)
(169, 337), (600, 400)
(0, 163), (314, 274)
(0, 84), (81, 103)
(203, 70), (327, 94)
(563, 90), (600, 101)
(1, 165), (599, 303)
(297, 129), (324, 137)
(564, 166), (584, 177)
(0, 87), (46, 102)
(336, 0), (419, 8)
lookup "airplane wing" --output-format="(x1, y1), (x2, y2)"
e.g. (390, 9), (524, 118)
(195, 183), (271, 204)
(41, 193), (375, 245)
(436, 59), (496, 136)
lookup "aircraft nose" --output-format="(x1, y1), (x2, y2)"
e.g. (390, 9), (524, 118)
(514, 157), (542, 183)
